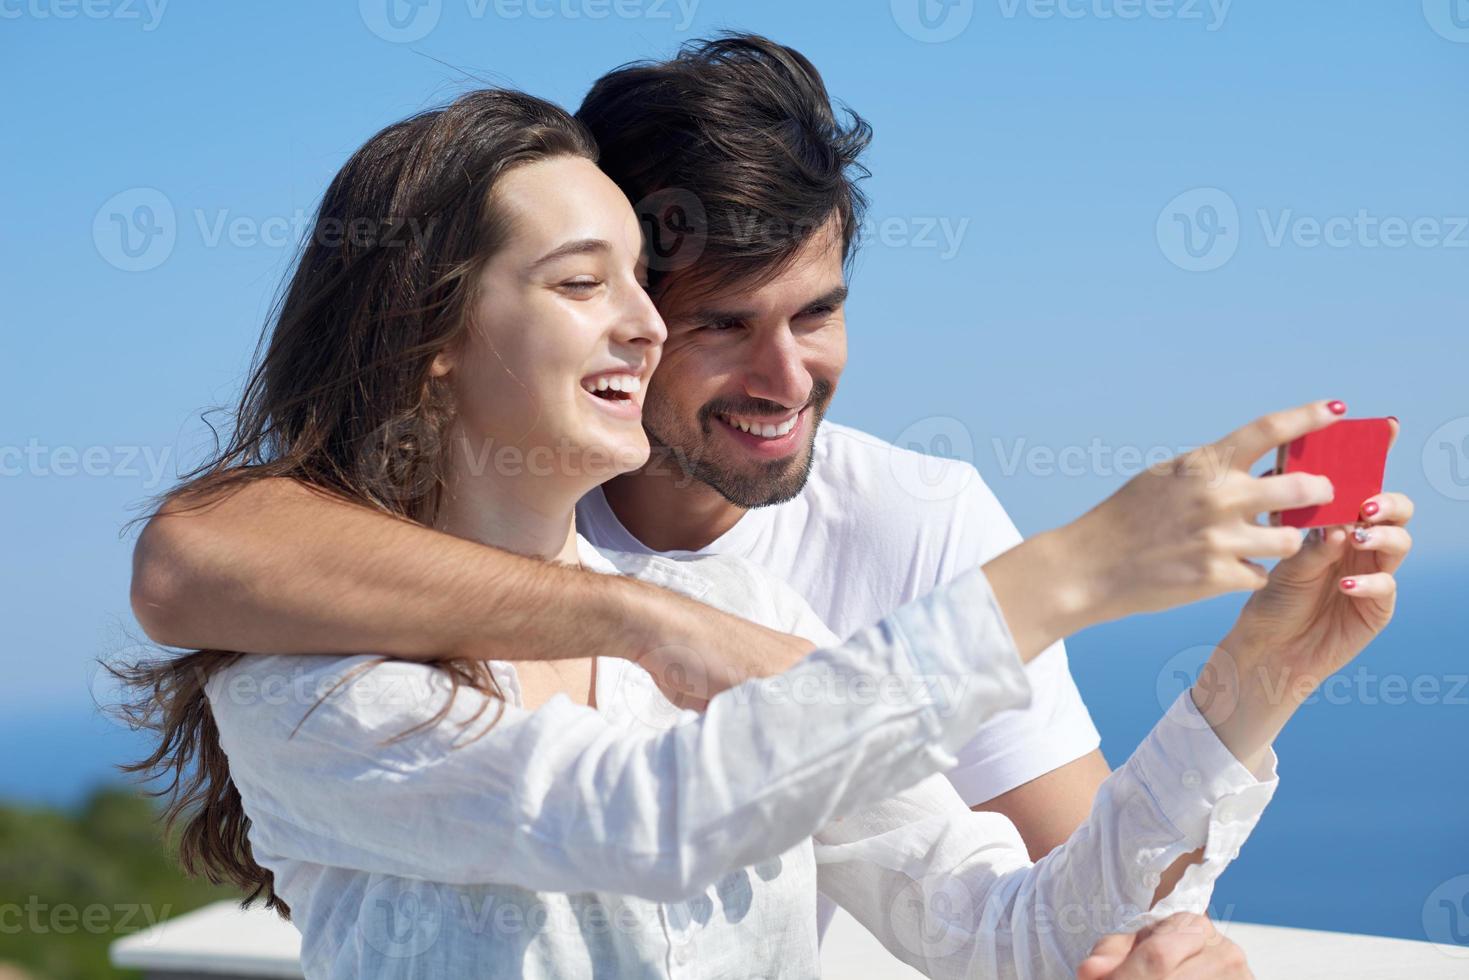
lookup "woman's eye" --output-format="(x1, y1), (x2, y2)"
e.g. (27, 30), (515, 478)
(559, 278), (603, 294)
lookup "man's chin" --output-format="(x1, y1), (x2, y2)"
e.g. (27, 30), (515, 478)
(699, 440), (816, 508)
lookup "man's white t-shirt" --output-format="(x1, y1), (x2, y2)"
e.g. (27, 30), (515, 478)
(576, 419), (1101, 808)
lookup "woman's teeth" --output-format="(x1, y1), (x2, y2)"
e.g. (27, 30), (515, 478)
(582, 374), (641, 397)
(718, 412), (798, 439)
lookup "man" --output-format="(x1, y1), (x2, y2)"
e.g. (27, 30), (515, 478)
(131, 34), (1248, 978)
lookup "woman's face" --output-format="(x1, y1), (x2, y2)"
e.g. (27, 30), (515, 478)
(439, 155), (666, 494)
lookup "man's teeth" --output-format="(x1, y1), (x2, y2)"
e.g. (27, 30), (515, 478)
(582, 374), (641, 394)
(718, 412), (798, 439)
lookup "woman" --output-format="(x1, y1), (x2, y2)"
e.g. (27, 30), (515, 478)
(122, 89), (1412, 978)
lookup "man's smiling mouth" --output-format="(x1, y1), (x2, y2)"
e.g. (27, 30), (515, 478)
(715, 410), (799, 439)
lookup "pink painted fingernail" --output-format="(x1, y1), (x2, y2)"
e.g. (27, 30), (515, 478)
(1354, 527), (1371, 543)
(1328, 400), (1348, 415)
(1362, 501), (1380, 517)
(1341, 578), (1357, 590)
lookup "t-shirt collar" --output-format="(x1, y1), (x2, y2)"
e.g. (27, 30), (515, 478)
(577, 484), (767, 558)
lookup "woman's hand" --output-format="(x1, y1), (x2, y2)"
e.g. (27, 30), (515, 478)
(1194, 427), (1412, 769)
(1230, 492), (1413, 687)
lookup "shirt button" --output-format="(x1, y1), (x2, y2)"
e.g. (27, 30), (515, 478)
(1215, 800), (1239, 823)
(673, 943), (690, 965)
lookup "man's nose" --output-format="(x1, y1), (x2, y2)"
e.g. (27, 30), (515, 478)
(743, 327), (812, 409)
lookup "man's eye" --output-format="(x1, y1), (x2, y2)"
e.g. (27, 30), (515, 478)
(802, 305), (833, 318)
(701, 319), (741, 332)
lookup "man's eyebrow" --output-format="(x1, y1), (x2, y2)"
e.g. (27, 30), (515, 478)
(676, 284), (850, 325)
(802, 284), (849, 312)
(528, 238), (611, 271)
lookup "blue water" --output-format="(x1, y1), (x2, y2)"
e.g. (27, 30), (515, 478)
(6, 564), (1465, 945)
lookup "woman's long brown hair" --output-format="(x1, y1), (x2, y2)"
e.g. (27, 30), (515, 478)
(111, 89), (598, 917)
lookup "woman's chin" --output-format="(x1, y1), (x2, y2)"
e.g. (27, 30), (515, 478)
(574, 429), (650, 484)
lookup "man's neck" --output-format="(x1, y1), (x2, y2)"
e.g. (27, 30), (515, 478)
(600, 459), (747, 553)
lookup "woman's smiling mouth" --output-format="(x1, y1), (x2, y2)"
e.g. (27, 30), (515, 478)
(580, 371), (643, 419)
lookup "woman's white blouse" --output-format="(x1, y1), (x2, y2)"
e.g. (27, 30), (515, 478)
(206, 536), (1278, 979)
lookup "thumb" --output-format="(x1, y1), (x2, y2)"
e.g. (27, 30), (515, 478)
(1274, 524), (1349, 581)
(1075, 931), (1139, 979)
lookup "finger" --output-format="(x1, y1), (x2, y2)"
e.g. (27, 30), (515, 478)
(1223, 558), (1271, 593)
(1275, 524), (1348, 577)
(1107, 920), (1210, 980)
(1339, 572), (1397, 599)
(1213, 400), (1347, 471)
(1076, 932), (1140, 980)
(1351, 524), (1413, 574)
(1232, 472), (1335, 518)
(1360, 491), (1414, 527)
(1228, 524), (1310, 561)
(1076, 955), (1123, 980)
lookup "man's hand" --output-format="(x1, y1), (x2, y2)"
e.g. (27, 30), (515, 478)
(626, 624), (815, 711)
(1077, 914), (1251, 980)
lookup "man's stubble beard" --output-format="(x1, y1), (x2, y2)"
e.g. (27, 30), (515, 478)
(640, 379), (834, 509)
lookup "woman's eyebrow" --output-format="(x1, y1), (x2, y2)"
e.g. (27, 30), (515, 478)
(529, 238), (611, 270)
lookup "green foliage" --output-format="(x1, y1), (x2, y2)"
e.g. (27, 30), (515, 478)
(0, 786), (241, 980)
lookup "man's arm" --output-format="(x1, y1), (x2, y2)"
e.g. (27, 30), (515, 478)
(134, 401), (1345, 706)
(131, 477), (812, 672)
(970, 750), (1111, 858)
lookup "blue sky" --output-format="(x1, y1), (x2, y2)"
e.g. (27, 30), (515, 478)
(4, 3), (1466, 735)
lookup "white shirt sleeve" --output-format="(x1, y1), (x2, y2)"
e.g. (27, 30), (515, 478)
(814, 690), (1280, 980)
(207, 565), (1033, 904)
(935, 465), (1103, 805)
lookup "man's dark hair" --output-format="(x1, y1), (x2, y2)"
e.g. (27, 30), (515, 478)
(577, 33), (872, 300)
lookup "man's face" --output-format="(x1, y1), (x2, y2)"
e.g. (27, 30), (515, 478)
(639, 218), (848, 507)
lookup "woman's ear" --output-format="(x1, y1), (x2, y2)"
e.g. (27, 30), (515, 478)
(429, 349), (454, 378)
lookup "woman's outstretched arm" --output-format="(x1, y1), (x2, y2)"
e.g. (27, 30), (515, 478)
(209, 563), (1033, 903)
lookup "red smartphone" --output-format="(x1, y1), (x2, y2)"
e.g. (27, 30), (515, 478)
(1273, 417), (1395, 528)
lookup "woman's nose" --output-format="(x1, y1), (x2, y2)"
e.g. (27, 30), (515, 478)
(615, 281), (667, 347)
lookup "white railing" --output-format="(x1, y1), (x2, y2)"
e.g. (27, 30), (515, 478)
(111, 902), (1467, 979)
